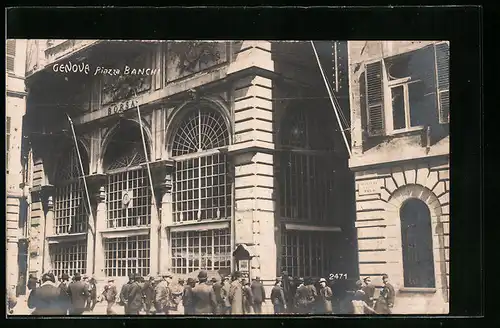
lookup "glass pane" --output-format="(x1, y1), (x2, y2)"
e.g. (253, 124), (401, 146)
(391, 85), (406, 130)
(408, 81), (429, 127)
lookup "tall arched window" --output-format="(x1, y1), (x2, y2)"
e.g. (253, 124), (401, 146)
(170, 106), (232, 275)
(279, 105), (337, 278)
(51, 144), (89, 278)
(103, 122), (152, 277)
(400, 198), (436, 288)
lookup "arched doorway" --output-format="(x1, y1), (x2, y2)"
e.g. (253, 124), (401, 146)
(400, 198), (436, 288)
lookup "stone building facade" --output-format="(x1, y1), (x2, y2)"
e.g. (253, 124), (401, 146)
(6, 39), (30, 296)
(23, 40), (357, 296)
(348, 41), (450, 314)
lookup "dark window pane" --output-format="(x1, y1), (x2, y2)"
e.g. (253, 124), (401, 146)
(391, 85), (406, 130)
(408, 81), (428, 127)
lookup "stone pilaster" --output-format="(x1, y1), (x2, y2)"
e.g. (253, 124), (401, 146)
(40, 184), (55, 273)
(88, 174), (107, 278)
(144, 160), (174, 275)
(229, 69), (277, 284)
(6, 195), (20, 291)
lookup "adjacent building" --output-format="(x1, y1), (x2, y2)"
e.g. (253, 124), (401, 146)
(6, 39), (30, 296)
(348, 41), (450, 313)
(22, 40), (357, 296)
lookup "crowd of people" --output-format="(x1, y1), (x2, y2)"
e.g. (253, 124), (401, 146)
(12, 270), (395, 316)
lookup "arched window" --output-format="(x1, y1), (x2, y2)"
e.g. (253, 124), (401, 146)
(279, 106), (337, 278)
(400, 198), (436, 288)
(51, 144), (89, 279)
(103, 122), (152, 277)
(170, 106), (232, 275)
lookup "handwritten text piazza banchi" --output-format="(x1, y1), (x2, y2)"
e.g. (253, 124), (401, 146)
(52, 61), (159, 76)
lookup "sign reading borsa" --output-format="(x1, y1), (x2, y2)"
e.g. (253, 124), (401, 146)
(107, 99), (139, 117)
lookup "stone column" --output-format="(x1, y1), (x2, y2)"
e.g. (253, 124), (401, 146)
(88, 174), (107, 278)
(84, 184), (96, 277)
(40, 185), (55, 274)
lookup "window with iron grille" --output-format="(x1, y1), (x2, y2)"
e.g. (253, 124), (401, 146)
(104, 235), (150, 277)
(51, 240), (87, 279)
(54, 146), (89, 235)
(104, 125), (151, 229)
(170, 106), (232, 274)
(278, 106), (336, 278)
(400, 198), (436, 288)
(171, 229), (231, 274)
(6, 40), (16, 72)
(280, 230), (335, 278)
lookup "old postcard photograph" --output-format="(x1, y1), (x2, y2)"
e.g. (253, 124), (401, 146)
(6, 39), (449, 316)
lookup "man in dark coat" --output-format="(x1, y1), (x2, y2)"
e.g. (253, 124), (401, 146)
(221, 276), (231, 314)
(270, 279), (286, 314)
(294, 277), (316, 314)
(191, 270), (217, 315)
(67, 272), (89, 315)
(250, 277), (266, 314)
(362, 277), (376, 308)
(374, 274), (395, 314)
(212, 276), (225, 314)
(126, 274), (144, 315)
(119, 273), (135, 314)
(82, 275), (92, 311)
(87, 276), (98, 311)
(58, 272), (71, 314)
(281, 271), (293, 313)
(241, 279), (254, 314)
(28, 272), (67, 315)
(142, 276), (155, 315)
(182, 277), (196, 315)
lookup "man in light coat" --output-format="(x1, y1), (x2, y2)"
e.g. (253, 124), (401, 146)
(154, 273), (173, 315)
(228, 271), (244, 315)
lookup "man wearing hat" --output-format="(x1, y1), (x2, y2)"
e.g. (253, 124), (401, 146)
(27, 272), (67, 315)
(316, 278), (333, 314)
(119, 273), (135, 314)
(154, 272), (173, 315)
(125, 274), (144, 315)
(362, 277), (376, 308)
(221, 276), (231, 314)
(102, 278), (117, 315)
(228, 271), (244, 314)
(293, 277), (311, 314)
(142, 276), (155, 315)
(182, 277), (196, 315)
(57, 272), (71, 314)
(191, 270), (217, 315)
(67, 272), (89, 315)
(374, 274), (395, 314)
(251, 277), (266, 314)
(270, 278), (286, 314)
(211, 276), (225, 314)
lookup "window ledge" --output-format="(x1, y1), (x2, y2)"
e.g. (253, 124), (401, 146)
(389, 126), (425, 136)
(399, 287), (437, 294)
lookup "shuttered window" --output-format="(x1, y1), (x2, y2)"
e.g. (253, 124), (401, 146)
(400, 198), (436, 288)
(6, 40), (16, 72)
(365, 61), (385, 136)
(435, 42), (450, 124)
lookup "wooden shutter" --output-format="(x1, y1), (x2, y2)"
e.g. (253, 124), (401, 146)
(6, 40), (16, 56)
(435, 42), (450, 124)
(365, 61), (385, 136)
(6, 117), (11, 171)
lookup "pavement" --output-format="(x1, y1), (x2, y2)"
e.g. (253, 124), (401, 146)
(10, 295), (275, 316)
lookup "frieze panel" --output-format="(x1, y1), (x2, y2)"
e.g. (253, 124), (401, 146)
(101, 52), (152, 106)
(166, 41), (228, 83)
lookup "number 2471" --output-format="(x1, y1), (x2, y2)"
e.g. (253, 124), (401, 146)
(329, 273), (348, 280)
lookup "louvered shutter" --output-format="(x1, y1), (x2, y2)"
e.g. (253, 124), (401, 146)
(6, 40), (16, 56)
(365, 61), (385, 136)
(435, 42), (450, 124)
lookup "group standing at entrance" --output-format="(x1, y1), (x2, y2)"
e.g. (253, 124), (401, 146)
(21, 270), (395, 315)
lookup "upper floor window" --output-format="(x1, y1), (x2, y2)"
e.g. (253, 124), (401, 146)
(365, 42), (449, 136)
(400, 198), (436, 288)
(53, 145), (89, 235)
(6, 40), (16, 72)
(103, 122), (151, 229)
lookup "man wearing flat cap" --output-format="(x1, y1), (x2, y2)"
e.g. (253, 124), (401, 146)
(125, 273), (144, 315)
(67, 272), (89, 315)
(102, 278), (117, 315)
(27, 272), (66, 315)
(191, 270), (217, 315)
(362, 277), (375, 308)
